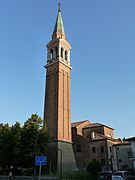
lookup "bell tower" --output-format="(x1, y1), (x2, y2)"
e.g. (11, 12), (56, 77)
(44, 4), (76, 173)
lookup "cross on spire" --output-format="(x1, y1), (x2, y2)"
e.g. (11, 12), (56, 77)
(58, 1), (61, 12)
(52, 0), (66, 39)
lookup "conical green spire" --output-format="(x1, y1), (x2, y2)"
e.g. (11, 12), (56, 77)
(52, 3), (66, 39)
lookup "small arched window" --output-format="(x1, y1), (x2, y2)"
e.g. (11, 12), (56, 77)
(61, 47), (64, 58)
(65, 50), (68, 61)
(50, 49), (53, 59)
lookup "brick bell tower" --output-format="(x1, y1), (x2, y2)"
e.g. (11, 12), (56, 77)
(44, 4), (76, 173)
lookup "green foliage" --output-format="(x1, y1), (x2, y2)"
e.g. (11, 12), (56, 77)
(0, 114), (50, 175)
(86, 160), (102, 175)
(63, 171), (97, 180)
(0, 123), (13, 168)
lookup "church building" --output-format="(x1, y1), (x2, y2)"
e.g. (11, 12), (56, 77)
(43, 4), (121, 174)
(71, 120), (121, 170)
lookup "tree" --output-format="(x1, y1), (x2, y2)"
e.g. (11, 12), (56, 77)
(11, 122), (22, 168)
(0, 114), (50, 175)
(87, 161), (102, 175)
(0, 123), (12, 169)
(19, 114), (49, 170)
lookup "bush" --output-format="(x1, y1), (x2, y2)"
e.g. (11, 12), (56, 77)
(87, 161), (102, 175)
(63, 171), (97, 180)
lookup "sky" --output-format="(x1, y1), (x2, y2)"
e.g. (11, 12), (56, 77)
(0, 0), (135, 139)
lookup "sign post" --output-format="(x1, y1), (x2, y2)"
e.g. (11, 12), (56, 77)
(39, 162), (42, 180)
(35, 156), (47, 180)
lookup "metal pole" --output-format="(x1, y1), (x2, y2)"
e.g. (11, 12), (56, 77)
(34, 116), (38, 178)
(39, 163), (41, 180)
(36, 116), (38, 155)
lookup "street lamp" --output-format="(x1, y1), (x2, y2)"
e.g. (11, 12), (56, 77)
(34, 115), (39, 179)
(34, 115), (42, 179)
(35, 116), (38, 155)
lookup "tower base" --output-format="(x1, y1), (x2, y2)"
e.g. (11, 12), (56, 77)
(47, 141), (76, 174)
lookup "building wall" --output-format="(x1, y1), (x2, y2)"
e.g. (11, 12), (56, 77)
(131, 141), (135, 158)
(103, 126), (114, 139)
(72, 133), (90, 170)
(77, 121), (91, 136)
(112, 144), (133, 171)
(83, 125), (114, 139)
(58, 62), (71, 142)
(72, 123), (117, 170)
(44, 56), (71, 142)
(44, 62), (59, 140)
(83, 126), (104, 138)
(129, 141), (135, 172)
(106, 139), (118, 170)
(89, 139), (108, 170)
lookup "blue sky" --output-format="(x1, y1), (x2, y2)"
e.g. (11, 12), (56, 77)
(0, 0), (135, 139)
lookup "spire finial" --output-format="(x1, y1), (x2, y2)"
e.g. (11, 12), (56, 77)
(58, 1), (61, 12)
(52, 0), (66, 39)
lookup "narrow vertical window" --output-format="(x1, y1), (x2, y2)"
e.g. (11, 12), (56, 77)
(101, 146), (104, 153)
(61, 47), (64, 58)
(65, 50), (68, 61)
(50, 49), (53, 59)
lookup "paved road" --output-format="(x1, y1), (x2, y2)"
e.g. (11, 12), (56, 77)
(0, 176), (59, 180)
(127, 177), (135, 180)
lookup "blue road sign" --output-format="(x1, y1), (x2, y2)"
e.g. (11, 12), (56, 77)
(35, 156), (47, 166)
